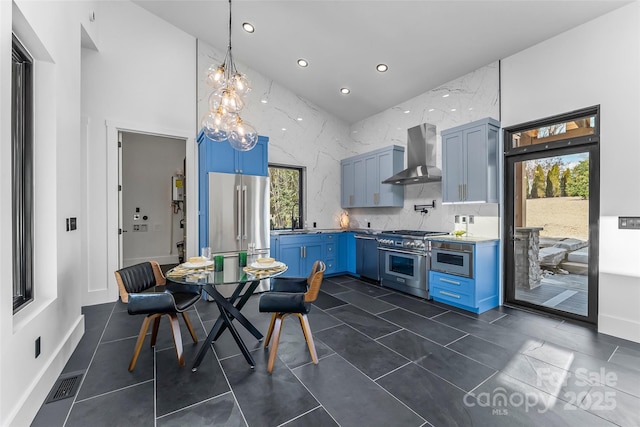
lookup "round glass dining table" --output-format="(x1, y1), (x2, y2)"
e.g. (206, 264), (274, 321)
(166, 254), (287, 371)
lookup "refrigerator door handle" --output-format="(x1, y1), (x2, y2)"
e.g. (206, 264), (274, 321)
(242, 185), (248, 240)
(236, 185), (242, 241)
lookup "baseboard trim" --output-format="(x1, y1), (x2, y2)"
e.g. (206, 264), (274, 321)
(598, 313), (640, 343)
(8, 315), (85, 427)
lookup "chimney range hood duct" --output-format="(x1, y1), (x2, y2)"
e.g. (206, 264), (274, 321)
(382, 123), (442, 185)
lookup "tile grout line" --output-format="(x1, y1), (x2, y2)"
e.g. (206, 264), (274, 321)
(489, 313), (508, 324)
(156, 392), (233, 420)
(274, 405), (323, 427)
(193, 302), (251, 427)
(62, 302), (119, 426)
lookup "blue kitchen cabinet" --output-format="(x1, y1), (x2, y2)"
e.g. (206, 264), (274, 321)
(275, 234), (324, 277)
(429, 239), (499, 314)
(197, 130), (269, 248)
(341, 160), (355, 207)
(270, 235), (278, 258)
(341, 145), (404, 208)
(197, 130), (269, 176)
(336, 232), (351, 274)
(441, 118), (500, 203)
(273, 232), (349, 277)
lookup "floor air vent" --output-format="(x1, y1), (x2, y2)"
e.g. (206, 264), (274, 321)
(46, 373), (83, 403)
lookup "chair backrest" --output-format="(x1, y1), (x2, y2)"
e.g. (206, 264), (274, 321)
(304, 261), (326, 303)
(114, 261), (166, 303)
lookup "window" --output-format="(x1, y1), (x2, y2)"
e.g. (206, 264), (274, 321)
(508, 111), (597, 151)
(269, 165), (304, 230)
(12, 34), (34, 312)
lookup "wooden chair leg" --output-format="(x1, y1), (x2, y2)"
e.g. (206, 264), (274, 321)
(150, 316), (161, 347)
(264, 313), (277, 348)
(167, 313), (185, 366)
(267, 314), (285, 373)
(181, 311), (199, 343)
(297, 313), (318, 364)
(129, 314), (157, 372)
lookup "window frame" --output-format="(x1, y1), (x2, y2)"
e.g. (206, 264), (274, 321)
(12, 34), (35, 313)
(268, 163), (305, 230)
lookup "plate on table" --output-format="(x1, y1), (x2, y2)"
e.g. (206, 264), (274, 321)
(249, 261), (284, 270)
(181, 260), (214, 269)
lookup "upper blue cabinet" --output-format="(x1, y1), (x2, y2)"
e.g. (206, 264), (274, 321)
(341, 145), (405, 208)
(197, 130), (269, 177)
(441, 118), (500, 204)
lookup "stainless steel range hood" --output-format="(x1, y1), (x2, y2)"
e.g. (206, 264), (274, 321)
(382, 123), (442, 185)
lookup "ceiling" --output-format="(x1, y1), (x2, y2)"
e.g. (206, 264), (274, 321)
(133, 0), (630, 124)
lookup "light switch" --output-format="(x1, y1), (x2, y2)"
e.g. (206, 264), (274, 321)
(619, 216), (640, 229)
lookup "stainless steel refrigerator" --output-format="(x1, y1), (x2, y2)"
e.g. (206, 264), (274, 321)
(207, 172), (271, 292)
(208, 171), (269, 253)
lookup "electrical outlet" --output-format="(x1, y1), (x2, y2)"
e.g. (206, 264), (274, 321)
(35, 337), (41, 358)
(619, 216), (640, 229)
(69, 217), (77, 230)
(133, 224), (140, 231)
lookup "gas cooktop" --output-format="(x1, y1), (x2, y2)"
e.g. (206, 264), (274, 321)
(380, 230), (447, 238)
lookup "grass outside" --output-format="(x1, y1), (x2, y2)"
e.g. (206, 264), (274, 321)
(525, 196), (589, 241)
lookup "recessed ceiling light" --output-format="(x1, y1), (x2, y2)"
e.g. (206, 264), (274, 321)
(428, 108), (435, 112)
(297, 117), (303, 121)
(282, 127), (287, 131)
(242, 22), (255, 33)
(468, 107), (473, 110)
(451, 108), (457, 112)
(442, 94), (450, 98)
(297, 58), (309, 68)
(340, 87), (350, 95)
(260, 99), (268, 104)
(376, 63), (388, 72)
(404, 110), (410, 114)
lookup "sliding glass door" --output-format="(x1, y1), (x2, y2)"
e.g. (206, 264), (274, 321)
(504, 107), (599, 324)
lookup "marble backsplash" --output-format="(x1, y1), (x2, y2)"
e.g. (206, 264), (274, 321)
(197, 40), (501, 236)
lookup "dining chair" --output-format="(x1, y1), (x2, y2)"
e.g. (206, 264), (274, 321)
(258, 260), (326, 373)
(114, 261), (200, 371)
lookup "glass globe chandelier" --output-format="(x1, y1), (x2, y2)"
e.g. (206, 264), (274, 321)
(201, 0), (258, 151)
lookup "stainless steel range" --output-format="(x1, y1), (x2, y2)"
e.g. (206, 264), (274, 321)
(377, 230), (447, 299)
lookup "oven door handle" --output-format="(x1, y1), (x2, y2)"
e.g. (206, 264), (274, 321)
(378, 247), (426, 256)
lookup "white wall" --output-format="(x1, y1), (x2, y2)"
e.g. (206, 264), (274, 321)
(501, 2), (640, 341)
(121, 133), (185, 267)
(0, 1), (100, 425)
(81, 1), (196, 305)
(1, 1), (196, 424)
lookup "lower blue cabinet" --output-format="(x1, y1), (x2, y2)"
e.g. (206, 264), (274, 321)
(272, 232), (350, 277)
(428, 239), (499, 314)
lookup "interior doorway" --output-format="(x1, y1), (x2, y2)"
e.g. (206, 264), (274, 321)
(119, 131), (186, 268)
(503, 107), (600, 324)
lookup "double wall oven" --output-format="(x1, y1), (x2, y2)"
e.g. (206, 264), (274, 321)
(377, 230), (447, 299)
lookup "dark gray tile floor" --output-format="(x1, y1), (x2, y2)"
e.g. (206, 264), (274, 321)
(33, 275), (640, 427)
